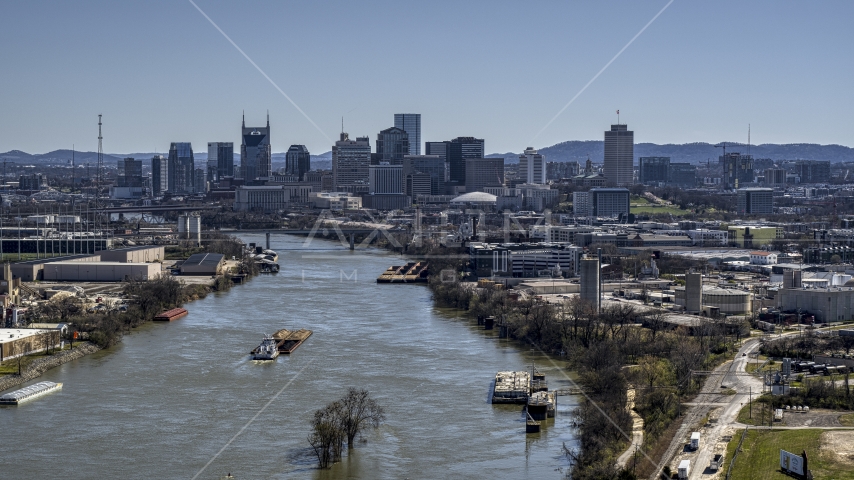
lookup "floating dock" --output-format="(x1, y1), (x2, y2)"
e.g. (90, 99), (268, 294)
(0, 381), (63, 405)
(491, 371), (530, 404)
(154, 308), (188, 321)
(377, 262), (429, 283)
(527, 391), (557, 420)
(250, 329), (312, 355)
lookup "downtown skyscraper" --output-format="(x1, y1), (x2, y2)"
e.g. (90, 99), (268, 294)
(394, 113), (421, 155)
(240, 113), (272, 181)
(167, 142), (194, 194)
(603, 124), (634, 185)
(207, 142), (234, 182)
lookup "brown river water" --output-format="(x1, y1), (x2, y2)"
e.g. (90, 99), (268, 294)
(0, 234), (579, 479)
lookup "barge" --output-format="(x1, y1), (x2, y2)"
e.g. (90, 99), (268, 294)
(250, 329), (312, 356)
(377, 262), (429, 283)
(0, 381), (63, 405)
(491, 371), (530, 404)
(154, 308), (188, 321)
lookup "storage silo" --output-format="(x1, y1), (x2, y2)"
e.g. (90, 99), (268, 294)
(580, 257), (600, 312)
(686, 272), (703, 313)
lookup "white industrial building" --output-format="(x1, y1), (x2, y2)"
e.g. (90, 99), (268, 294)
(750, 251), (778, 265)
(777, 287), (854, 323)
(687, 229), (728, 246)
(43, 262), (161, 282)
(674, 284), (752, 315)
(309, 192), (362, 210)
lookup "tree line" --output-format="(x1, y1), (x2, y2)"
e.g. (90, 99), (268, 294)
(307, 388), (385, 469)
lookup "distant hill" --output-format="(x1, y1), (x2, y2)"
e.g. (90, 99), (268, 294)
(5, 142), (852, 168)
(493, 141), (854, 164)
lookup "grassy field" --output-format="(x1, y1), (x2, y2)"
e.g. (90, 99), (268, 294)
(0, 344), (75, 375)
(630, 204), (690, 217)
(724, 429), (854, 480)
(840, 413), (854, 427)
(630, 195), (652, 205)
(736, 401), (780, 426)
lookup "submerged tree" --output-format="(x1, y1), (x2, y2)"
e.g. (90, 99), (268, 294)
(307, 389), (385, 468)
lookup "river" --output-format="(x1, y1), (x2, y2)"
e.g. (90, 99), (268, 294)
(0, 234), (578, 479)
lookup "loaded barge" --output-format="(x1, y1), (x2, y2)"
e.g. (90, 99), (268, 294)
(154, 308), (188, 321)
(0, 381), (63, 405)
(250, 329), (312, 356)
(376, 262), (429, 283)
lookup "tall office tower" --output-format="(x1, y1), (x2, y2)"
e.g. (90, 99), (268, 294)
(167, 142), (195, 194)
(518, 147), (546, 184)
(369, 163), (403, 194)
(375, 127), (409, 165)
(573, 188), (630, 217)
(208, 142), (234, 182)
(668, 163), (697, 187)
(285, 145), (311, 181)
(394, 113), (421, 155)
(332, 132), (372, 192)
(638, 156), (670, 184)
(603, 124), (634, 185)
(720, 152), (754, 189)
(240, 113), (272, 180)
(464, 158), (504, 192)
(402, 155), (445, 195)
(425, 141), (449, 163)
(447, 137), (485, 186)
(117, 158), (143, 187)
(737, 187), (774, 215)
(152, 155), (168, 196)
(194, 168), (207, 194)
(795, 160), (831, 184)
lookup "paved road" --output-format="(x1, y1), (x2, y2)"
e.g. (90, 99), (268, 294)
(688, 340), (764, 479)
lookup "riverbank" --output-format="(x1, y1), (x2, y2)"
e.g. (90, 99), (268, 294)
(0, 342), (101, 393)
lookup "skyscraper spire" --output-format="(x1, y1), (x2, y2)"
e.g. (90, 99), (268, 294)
(242, 111), (245, 128)
(267, 110), (270, 127)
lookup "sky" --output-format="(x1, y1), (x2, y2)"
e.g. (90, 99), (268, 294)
(1, 0), (852, 155)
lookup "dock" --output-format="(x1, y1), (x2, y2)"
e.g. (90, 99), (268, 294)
(250, 329), (312, 355)
(376, 262), (429, 283)
(154, 308), (188, 321)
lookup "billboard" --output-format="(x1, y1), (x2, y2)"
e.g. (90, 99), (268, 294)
(780, 449), (805, 475)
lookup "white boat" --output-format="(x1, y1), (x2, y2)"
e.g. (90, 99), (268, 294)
(252, 334), (280, 360)
(0, 381), (63, 405)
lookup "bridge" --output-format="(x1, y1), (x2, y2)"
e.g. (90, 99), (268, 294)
(98, 205), (221, 214)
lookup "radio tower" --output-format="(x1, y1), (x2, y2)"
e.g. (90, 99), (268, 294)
(97, 114), (103, 202)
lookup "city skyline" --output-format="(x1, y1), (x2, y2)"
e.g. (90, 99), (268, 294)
(1, 1), (852, 155)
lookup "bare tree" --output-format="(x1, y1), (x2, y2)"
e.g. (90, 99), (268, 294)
(340, 388), (385, 446)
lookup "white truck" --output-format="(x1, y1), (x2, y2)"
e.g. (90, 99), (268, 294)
(678, 459), (690, 479)
(710, 453), (725, 471)
(690, 431), (701, 450)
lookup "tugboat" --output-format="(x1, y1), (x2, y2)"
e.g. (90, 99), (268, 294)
(252, 334), (280, 360)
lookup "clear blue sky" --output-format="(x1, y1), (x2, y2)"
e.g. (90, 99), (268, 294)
(1, 0), (851, 155)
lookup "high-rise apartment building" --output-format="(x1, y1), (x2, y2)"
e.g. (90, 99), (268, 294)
(394, 114), (421, 155)
(402, 155), (445, 195)
(117, 158), (143, 187)
(765, 168), (787, 185)
(285, 145), (311, 181)
(194, 168), (207, 194)
(519, 147), (546, 184)
(208, 142), (234, 182)
(152, 155), (168, 196)
(603, 124), (634, 185)
(168, 142), (195, 194)
(464, 158), (504, 193)
(375, 127), (409, 165)
(573, 188), (630, 217)
(737, 187), (774, 215)
(638, 157), (670, 184)
(795, 160), (831, 184)
(720, 153), (754, 189)
(332, 132), (372, 192)
(240, 114), (272, 180)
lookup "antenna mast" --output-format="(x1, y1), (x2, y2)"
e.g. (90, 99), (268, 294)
(97, 115), (103, 202)
(747, 124), (751, 157)
(72, 144), (75, 192)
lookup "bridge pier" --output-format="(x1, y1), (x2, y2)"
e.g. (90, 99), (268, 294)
(266, 232), (271, 250)
(349, 233), (355, 250)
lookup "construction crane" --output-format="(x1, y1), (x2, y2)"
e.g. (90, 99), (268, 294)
(714, 142), (730, 158)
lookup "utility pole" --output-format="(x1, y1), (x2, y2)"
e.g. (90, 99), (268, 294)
(749, 386), (752, 419)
